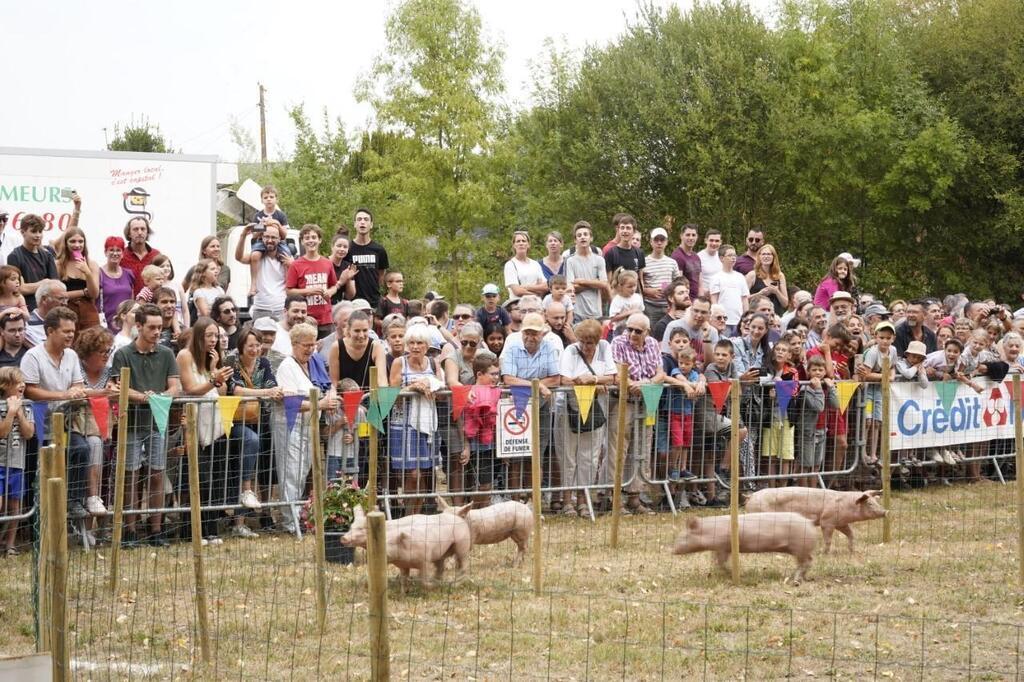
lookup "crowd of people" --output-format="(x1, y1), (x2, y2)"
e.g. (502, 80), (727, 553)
(1, 188), (1022, 553)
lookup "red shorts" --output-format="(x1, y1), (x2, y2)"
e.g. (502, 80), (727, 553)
(669, 413), (694, 448)
(822, 407), (848, 437)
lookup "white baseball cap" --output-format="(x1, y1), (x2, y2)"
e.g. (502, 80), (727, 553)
(650, 227), (669, 240)
(837, 252), (862, 268)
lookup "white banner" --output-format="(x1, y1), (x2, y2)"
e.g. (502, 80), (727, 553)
(0, 149), (218, 286)
(889, 378), (1023, 450)
(496, 397), (535, 458)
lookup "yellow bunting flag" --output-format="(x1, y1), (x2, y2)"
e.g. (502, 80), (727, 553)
(218, 396), (242, 437)
(573, 385), (597, 423)
(835, 381), (860, 414)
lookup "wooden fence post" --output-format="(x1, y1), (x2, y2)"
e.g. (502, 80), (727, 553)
(880, 357), (892, 543)
(610, 364), (629, 548)
(367, 372), (379, 509)
(184, 404), (211, 664)
(729, 379), (741, 584)
(36, 446), (55, 653)
(308, 388), (327, 631)
(366, 511), (390, 681)
(46, 477), (68, 682)
(1014, 375), (1024, 587)
(530, 379), (543, 594)
(109, 367), (131, 592)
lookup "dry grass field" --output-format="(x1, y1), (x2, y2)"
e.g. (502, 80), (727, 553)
(2, 480), (1024, 680)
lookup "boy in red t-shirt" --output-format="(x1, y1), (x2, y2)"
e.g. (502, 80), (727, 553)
(285, 224), (338, 338)
(803, 323), (852, 485)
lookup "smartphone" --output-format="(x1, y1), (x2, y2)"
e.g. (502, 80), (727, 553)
(60, 188), (74, 200)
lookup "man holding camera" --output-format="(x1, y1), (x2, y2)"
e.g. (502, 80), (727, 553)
(235, 219), (292, 321)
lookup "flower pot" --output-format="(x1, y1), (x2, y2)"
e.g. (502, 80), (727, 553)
(324, 531), (355, 564)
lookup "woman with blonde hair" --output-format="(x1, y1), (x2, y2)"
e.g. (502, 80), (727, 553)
(55, 227), (101, 330)
(745, 244), (788, 316)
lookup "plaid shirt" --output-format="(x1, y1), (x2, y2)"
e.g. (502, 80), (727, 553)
(611, 334), (661, 380)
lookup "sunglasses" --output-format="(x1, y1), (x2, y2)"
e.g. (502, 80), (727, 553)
(462, 339), (479, 348)
(626, 327), (646, 335)
(453, 314), (472, 320)
(714, 315), (728, 321)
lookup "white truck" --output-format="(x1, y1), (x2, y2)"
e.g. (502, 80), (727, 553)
(0, 147), (237, 294)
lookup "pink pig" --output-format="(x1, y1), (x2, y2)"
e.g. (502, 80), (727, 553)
(341, 505), (472, 588)
(744, 487), (886, 553)
(672, 512), (818, 584)
(437, 496), (533, 566)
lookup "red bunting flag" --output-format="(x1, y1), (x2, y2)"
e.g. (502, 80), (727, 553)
(450, 385), (472, 420)
(707, 381), (732, 413)
(88, 397), (110, 439)
(342, 390), (364, 426)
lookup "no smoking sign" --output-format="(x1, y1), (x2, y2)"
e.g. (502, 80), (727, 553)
(497, 398), (534, 458)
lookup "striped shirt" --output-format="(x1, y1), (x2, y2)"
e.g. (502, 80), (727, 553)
(611, 334), (661, 380)
(642, 254), (680, 306)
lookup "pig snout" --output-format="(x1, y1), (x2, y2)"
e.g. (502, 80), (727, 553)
(340, 526), (366, 547)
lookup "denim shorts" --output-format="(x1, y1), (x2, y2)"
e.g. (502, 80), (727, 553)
(864, 384), (882, 422)
(125, 429), (167, 472)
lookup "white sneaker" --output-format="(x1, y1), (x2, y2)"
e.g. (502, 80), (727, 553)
(942, 450), (957, 466)
(204, 537), (224, 546)
(239, 490), (261, 510)
(85, 496), (107, 515)
(930, 450), (944, 464)
(231, 525), (258, 539)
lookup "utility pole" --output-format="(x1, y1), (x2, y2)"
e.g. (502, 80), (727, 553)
(258, 83), (268, 165)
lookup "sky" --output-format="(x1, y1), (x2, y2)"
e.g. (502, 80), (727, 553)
(2, 0), (776, 162)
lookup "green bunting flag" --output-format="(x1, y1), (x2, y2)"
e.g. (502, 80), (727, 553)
(639, 383), (664, 423)
(368, 387), (401, 433)
(147, 394), (173, 435)
(934, 381), (959, 413)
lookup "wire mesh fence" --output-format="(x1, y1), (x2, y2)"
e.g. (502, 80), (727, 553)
(7, 370), (1024, 679)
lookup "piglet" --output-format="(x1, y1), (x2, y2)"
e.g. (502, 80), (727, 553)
(437, 496), (533, 567)
(672, 512), (818, 584)
(341, 505), (472, 588)
(744, 487), (886, 553)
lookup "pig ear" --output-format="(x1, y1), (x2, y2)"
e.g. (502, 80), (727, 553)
(436, 495), (451, 510)
(686, 517), (698, 530)
(354, 504), (365, 519)
(855, 493), (870, 504)
(396, 531), (408, 547)
(453, 503), (472, 518)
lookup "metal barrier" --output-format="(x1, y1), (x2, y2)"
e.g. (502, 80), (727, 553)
(6, 379), (1020, 545)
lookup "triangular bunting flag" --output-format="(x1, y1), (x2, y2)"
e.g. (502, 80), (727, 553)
(471, 385), (501, 409)
(774, 380), (799, 418)
(147, 394), (173, 435)
(217, 396), (242, 438)
(509, 385), (531, 419)
(88, 396), (110, 439)
(639, 383), (664, 421)
(283, 395), (304, 433)
(30, 401), (48, 435)
(573, 385), (597, 423)
(935, 381), (958, 413)
(707, 381), (732, 413)
(367, 400), (383, 433)
(374, 387), (401, 420)
(835, 381), (860, 414)
(342, 390), (364, 426)
(450, 385), (472, 420)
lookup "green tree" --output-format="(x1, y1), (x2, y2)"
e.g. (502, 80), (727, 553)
(355, 0), (506, 299)
(107, 116), (173, 153)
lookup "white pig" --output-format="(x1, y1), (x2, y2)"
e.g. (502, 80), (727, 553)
(672, 512), (818, 585)
(437, 496), (533, 566)
(341, 505), (472, 588)
(744, 487), (886, 553)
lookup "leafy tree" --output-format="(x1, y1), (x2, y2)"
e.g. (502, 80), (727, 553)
(355, 0), (506, 299)
(107, 116), (173, 153)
